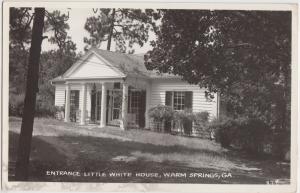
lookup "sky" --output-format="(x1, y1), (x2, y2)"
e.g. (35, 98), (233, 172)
(43, 8), (155, 54)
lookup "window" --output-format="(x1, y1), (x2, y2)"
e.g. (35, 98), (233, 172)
(112, 90), (121, 120)
(70, 90), (79, 110)
(165, 91), (193, 133)
(96, 91), (102, 120)
(113, 82), (121, 89)
(173, 91), (185, 110)
(165, 91), (193, 111)
(129, 90), (141, 124)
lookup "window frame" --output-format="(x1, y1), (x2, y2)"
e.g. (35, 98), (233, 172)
(173, 91), (185, 111)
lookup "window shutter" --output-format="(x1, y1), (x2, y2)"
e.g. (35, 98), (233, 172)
(165, 91), (173, 132)
(165, 91), (172, 106)
(184, 91), (193, 112)
(98, 91), (102, 119)
(184, 91), (193, 135)
(127, 89), (131, 113)
(91, 91), (96, 122)
(139, 91), (146, 128)
(75, 91), (79, 110)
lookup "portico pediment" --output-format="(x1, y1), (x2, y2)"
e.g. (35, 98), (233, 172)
(64, 51), (125, 80)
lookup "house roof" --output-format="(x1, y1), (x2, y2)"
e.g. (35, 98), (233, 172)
(51, 75), (65, 82)
(93, 48), (149, 78)
(51, 48), (180, 83)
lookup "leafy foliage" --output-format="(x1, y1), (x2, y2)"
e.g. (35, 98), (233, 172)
(84, 8), (160, 53)
(9, 93), (25, 116)
(148, 105), (174, 122)
(44, 10), (74, 49)
(9, 8), (79, 117)
(192, 111), (211, 137)
(209, 116), (237, 148)
(211, 116), (271, 155)
(145, 10), (291, 132)
(9, 46), (29, 93)
(148, 105), (174, 131)
(9, 8), (32, 93)
(173, 111), (194, 135)
(194, 111), (210, 124)
(9, 8), (33, 49)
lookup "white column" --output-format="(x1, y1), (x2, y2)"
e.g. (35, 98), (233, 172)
(217, 92), (220, 119)
(120, 82), (128, 130)
(80, 83), (87, 125)
(100, 82), (107, 128)
(64, 83), (71, 122)
(145, 83), (151, 128)
(86, 84), (91, 121)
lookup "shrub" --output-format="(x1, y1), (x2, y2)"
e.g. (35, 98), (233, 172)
(211, 116), (239, 148)
(234, 118), (270, 155)
(174, 111), (194, 135)
(56, 106), (65, 112)
(148, 105), (174, 132)
(35, 100), (58, 117)
(193, 111), (210, 130)
(54, 106), (65, 120)
(269, 128), (290, 159)
(34, 94), (53, 117)
(9, 93), (25, 116)
(212, 116), (271, 155)
(9, 86), (57, 118)
(194, 111), (210, 124)
(193, 111), (212, 139)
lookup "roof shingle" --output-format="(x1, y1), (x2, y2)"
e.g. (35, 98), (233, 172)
(51, 48), (180, 82)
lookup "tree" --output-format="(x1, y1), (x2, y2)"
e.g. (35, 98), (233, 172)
(9, 8), (33, 50)
(145, 10), (291, 131)
(37, 48), (79, 116)
(38, 10), (78, 116)
(9, 8), (78, 117)
(15, 8), (46, 180)
(9, 9), (77, 94)
(11, 8), (77, 180)
(9, 8), (33, 94)
(44, 10), (76, 51)
(84, 8), (160, 53)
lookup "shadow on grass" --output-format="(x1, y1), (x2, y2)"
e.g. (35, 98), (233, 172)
(9, 130), (289, 184)
(9, 131), (69, 182)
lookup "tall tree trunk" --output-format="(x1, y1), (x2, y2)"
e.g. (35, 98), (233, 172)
(107, 8), (115, 51)
(283, 69), (290, 131)
(15, 8), (45, 181)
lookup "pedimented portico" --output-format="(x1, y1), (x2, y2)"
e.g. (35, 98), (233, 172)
(52, 48), (150, 130)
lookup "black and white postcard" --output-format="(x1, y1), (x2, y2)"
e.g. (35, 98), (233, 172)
(1, 1), (298, 192)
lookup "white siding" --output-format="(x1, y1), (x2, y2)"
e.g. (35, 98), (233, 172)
(68, 55), (121, 79)
(54, 83), (91, 120)
(54, 83), (66, 107)
(70, 84), (91, 121)
(149, 79), (218, 118)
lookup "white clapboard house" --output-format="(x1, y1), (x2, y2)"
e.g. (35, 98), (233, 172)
(51, 48), (220, 131)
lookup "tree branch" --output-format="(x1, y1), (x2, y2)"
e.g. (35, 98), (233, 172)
(23, 14), (34, 32)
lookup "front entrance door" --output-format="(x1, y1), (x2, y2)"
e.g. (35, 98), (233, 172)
(70, 90), (79, 122)
(127, 89), (146, 128)
(91, 89), (102, 123)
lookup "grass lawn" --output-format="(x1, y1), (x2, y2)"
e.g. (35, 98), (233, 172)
(8, 117), (290, 184)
